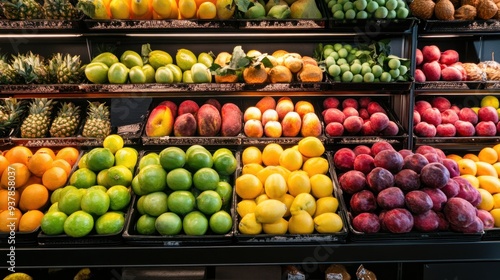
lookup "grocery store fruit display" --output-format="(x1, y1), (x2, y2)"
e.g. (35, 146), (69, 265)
(327, 0), (410, 20)
(414, 45), (469, 82)
(409, 0), (499, 21)
(131, 145), (235, 236)
(145, 98), (242, 137)
(0, 98), (26, 137)
(413, 95), (500, 137)
(446, 144), (500, 229)
(0, 52), (84, 85)
(212, 46), (323, 83)
(39, 135), (133, 237)
(322, 96), (399, 137)
(0, 146), (79, 233)
(243, 96), (321, 138)
(235, 0), (322, 20)
(237, 137), (344, 235)
(317, 40), (411, 83)
(334, 141), (485, 234)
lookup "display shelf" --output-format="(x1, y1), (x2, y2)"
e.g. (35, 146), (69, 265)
(2, 241), (500, 269)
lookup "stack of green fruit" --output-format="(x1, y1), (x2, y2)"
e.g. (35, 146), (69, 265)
(131, 145), (236, 236)
(327, 0), (410, 20)
(84, 44), (213, 84)
(319, 41), (411, 83)
(237, 0), (323, 20)
(40, 135), (135, 238)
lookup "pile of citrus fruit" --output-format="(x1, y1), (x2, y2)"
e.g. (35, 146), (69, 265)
(0, 146), (79, 233)
(448, 143), (500, 228)
(39, 135), (134, 237)
(131, 145), (236, 236)
(236, 136), (344, 235)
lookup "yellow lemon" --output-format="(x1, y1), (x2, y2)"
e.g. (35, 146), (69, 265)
(197, 1), (217, 19)
(298, 136), (325, 158)
(290, 192), (316, 216)
(493, 143), (500, 161)
(109, 0), (130, 19)
(242, 146), (262, 165)
(287, 170), (311, 197)
(262, 143), (283, 166)
(477, 188), (495, 211)
(254, 193), (269, 205)
(152, 0), (172, 18)
(478, 147), (498, 164)
(460, 174), (479, 189)
(278, 148), (303, 172)
(288, 210), (314, 234)
(492, 193), (500, 208)
(179, 0), (197, 19)
(489, 208), (500, 227)
(262, 218), (288, 234)
(481, 95), (500, 109)
(238, 212), (262, 234)
(302, 157), (329, 177)
(237, 199), (257, 217)
(256, 165), (289, 186)
(314, 196), (339, 217)
(475, 161), (498, 177)
(254, 199), (287, 224)
(477, 175), (500, 194)
(278, 193), (294, 217)
(310, 173), (334, 199)
(235, 174), (263, 200)
(242, 163), (264, 176)
(314, 212), (343, 233)
(264, 173), (287, 199)
(103, 134), (124, 155)
(457, 158), (477, 176)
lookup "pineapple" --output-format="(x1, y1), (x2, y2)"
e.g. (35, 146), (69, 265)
(0, 98), (25, 137)
(50, 102), (81, 137)
(11, 52), (49, 84)
(47, 53), (64, 84)
(82, 101), (111, 138)
(0, 0), (45, 20)
(57, 54), (85, 84)
(43, 0), (81, 20)
(20, 98), (56, 138)
(0, 55), (17, 84)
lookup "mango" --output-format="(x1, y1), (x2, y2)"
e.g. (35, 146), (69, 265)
(221, 103), (242, 137)
(129, 65), (146, 84)
(120, 50), (143, 69)
(107, 62), (129, 84)
(191, 63), (212, 83)
(174, 113), (197, 137)
(84, 62), (109, 84)
(290, 0), (322, 19)
(301, 112), (322, 137)
(148, 50), (173, 70)
(196, 104), (222, 136)
(155, 66), (174, 83)
(91, 52), (119, 67)
(281, 111), (301, 137)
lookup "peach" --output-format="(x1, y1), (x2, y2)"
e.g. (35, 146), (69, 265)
(414, 122), (437, 137)
(261, 109), (279, 126)
(322, 97), (340, 109)
(353, 145), (371, 155)
(145, 105), (174, 137)
(421, 107), (442, 126)
(205, 98), (221, 111)
(158, 100), (178, 119)
(413, 110), (421, 125)
(178, 100), (199, 116)
(276, 99), (294, 121)
(359, 108), (370, 120)
(458, 107), (478, 124)
(371, 141), (395, 156)
(366, 101), (387, 115)
(339, 170), (367, 194)
(382, 121), (399, 136)
(325, 122), (344, 137)
(353, 154), (375, 175)
(362, 121), (377, 136)
(450, 105), (460, 114)
(422, 45), (441, 62)
(436, 123), (456, 137)
(244, 119), (264, 138)
(173, 113), (197, 137)
(367, 167), (394, 193)
(264, 121), (282, 138)
(333, 147), (356, 171)
(414, 69), (426, 82)
(281, 111), (301, 137)
(221, 103), (243, 137)
(454, 120), (476, 136)
(475, 121), (497, 136)
(350, 190), (377, 214)
(342, 107), (359, 118)
(415, 48), (424, 66)
(415, 145), (437, 156)
(196, 104), (222, 136)
(359, 97), (371, 108)
(422, 61), (441, 81)
(478, 106), (499, 123)
(301, 112), (322, 137)
(442, 66), (463, 81)
(342, 98), (359, 109)
(323, 108), (345, 124)
(343, 116), (363, 134)
(439, 49), (459, 65)
(369, 112), (390, 132)
(414, 100), (432, 115)
(243, 106), (262, 122)
(441, 109), (458, 124)
(255, 96), (276, 113)
(451, 62), (466, 80)
(294, 100), (315, 119)
(431, 97), (451, 112)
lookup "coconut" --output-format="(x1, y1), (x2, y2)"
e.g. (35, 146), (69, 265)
(461, 0), (480, 7)
(477, 0), (498, 19)
(435, 0), (455, 20)
(409, 0), (436, 19)
(454, 4), (477, 19)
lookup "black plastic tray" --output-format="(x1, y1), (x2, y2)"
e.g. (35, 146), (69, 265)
(78, 83), (246, 93)
(0, 84), (84, 94)
(415, 81), (484, 91)
(37, 226), (126, 246)
(414, 136), (500, 150)
(328, 81), (412, 91)
(482, 228), (500, 241)
(83, 18), (238, 32)
(329, 18), (417, 33)
(0, 18), (83, 33)
(234, 151), (349, 244)
(484, 82), (500, 90)
(421, 20), (500, 33)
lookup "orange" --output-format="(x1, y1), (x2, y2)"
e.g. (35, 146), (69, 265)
(35, 147), (56, 159)
(478, 147), (498, 164)
(262, 143), (283, 166)
(51, 159), (72, 176)
(242, 146), (262, 165)
(18, 209), (44, 232)
(0, 154), (10, 176)
(0, 189), (19, 210)
(19, 183), (49, 211)
(55, 147), (80, 167)
(27, 151), (54, 177)
(0, 207), (22, 232)
(4, 146), (33, 166)
(196, 1), (216, 19)
(0, 163), (31, 189)
(24, 175), (43, 187)
(463, 153), (479, 162)
(42, 167), (68, 191)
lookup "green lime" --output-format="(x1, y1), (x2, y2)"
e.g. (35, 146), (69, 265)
(191, 63), (212, 83)
(69, 168), (97, 189)
(95, 211), (125, 235)
(215, 181), (233, 206)
(58, 185), (78, 201)
(136, 214), (157, 235)
(186, 145), (209, 157)
(182, 70), (194, 83)
(50, 188), (64, 204)
(96, 169), (110, 188)
(186, 150), (214, 172)
(114, 147), (138, 171)
(159, 147), (186, 171)
(129, 65), (147, 84)
(47, 202), (60, 213)
(213, 153), (237, 176)
(148, 50), (173, 70)
(58, 189), (84, 215)
(175, 48), (197, 72)
(64, 210), (94, 237)
(106, 165), (133, 187)
(40, 211), (67, 235)
(80, 189), (110, 216)
(196, 190), (222, 215)
(193, 167), (219, 191)
(136, 195), (146, 215)
(182, 211), (208, 236)
(86, 148), (115, 172)
(166, 168), (193, 191)
(165, 64), (183, 83)
(139, 152), (161, 170)
(167, 190), (195, 216)
(88, 185), (108, 193)
(388, 58), (401, 70)
(131, 176), (145, 196)
(209, 210), (233, 234)
(155, 212), (182, 235)
(137, 164), (167, 194)
(78, 153), (88, 169)
(107, 185), (132, 211)
(142, 191), (168, 217)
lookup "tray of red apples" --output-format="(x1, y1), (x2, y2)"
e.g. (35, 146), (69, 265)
(413, 95), (500, 148)
(321, 97), (407, 146)
(332, 141), (485, 242)
(414, 45), (484, 90)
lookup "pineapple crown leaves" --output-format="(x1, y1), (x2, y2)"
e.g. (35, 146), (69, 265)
(86, 101), (110, 120)
(56, 102), (81, 117)
(210, 46), (273, 76)
(28, 98), (57, 115)
(76, 0), (97, 19)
